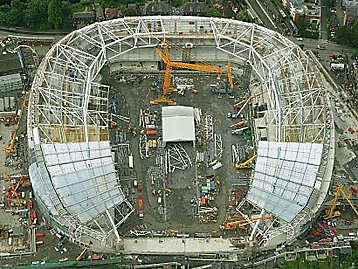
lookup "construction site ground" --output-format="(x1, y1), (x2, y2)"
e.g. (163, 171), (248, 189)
(101, 67), (254, 236)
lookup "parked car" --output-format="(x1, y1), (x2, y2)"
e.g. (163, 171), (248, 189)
(137, 180), (143, 192)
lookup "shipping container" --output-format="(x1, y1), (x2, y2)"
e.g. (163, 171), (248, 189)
(36, 240), (44, 246)
(55, 233), (63, 239)
(146, 129), (156, 136)
(4, 97), (9, 111)
(0, 98), (4, 112)
(212, 162), (223, 170)
(128, 155), (134, 169)
(9, 97), (15, 109)
(35, 232), (45, 238)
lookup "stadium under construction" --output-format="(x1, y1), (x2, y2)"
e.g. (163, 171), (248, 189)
(27, 16), (334, 258)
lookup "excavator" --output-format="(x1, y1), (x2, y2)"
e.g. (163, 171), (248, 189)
(5, 91), (29, 154)
(212, 62), (235, 94)
(151, 38), (223, 105)
(326, 182), (358, 219)
(235, 155), (257, 169)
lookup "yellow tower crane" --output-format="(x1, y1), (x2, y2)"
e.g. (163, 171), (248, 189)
(151, 38), (223, 105)
(5, 92), (29, 154)
(326, 183), (358, 219)
(227, 61), (234, 91)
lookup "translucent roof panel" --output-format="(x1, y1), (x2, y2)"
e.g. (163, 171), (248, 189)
(41, 141), (125, 224)
(247, 141), (323, 222)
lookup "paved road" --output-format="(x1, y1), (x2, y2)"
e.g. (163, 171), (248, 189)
(262, 0), (293, 34)
(336, 0), (345, 27)
(244, 0), (278, 32)
(292, 37), (354, 54)
(320, 0), (328, 40)
(122, 237), (236, 255)
(0, 29), (64, 41)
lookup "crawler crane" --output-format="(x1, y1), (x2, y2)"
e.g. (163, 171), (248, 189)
(5, 92), (29, 154)
(227, 61), (234, 91)
(151, 38), (223, 105)
(326, 183), (358, 219)
(235, 155), (257, 169)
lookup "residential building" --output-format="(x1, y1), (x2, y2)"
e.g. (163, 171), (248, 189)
(142, 1), (171, 16)
(344, 0), (358, 25)
(181, 2), (207, 16)
(105, 8), (119, 20)
(282, 0), (305, 21)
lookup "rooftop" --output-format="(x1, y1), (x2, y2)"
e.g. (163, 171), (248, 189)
(0, 52), (23, 75)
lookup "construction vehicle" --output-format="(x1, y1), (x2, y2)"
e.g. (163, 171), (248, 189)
(5, 92), (29, 154)
(235, 155), (257, 169)
(211, 62), (235, 95)
(5, 134), (19, 154)
(137, 198), (144, 218)
(211, 80), (233, 95)
(224, 215), (272, 230)
(326, 183), (358, 219)
(151, 38), (223, 105)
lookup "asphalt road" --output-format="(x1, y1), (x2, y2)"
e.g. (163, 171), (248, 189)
(244, 0), (278, 32)
(261, 0), (294, 34)
(291, 37), (355, 55)
(320, 0), (328, 40)
(0, 29), (64, 40)
(336, 0), (345, 27)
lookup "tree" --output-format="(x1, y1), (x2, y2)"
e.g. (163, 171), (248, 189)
(296, 16), (310, 35)
(7, 0), (26, 27)
(26, 0), (49, 30)
(336, 25), (352, 45)
(122, 8), (136, 16)
(205, 5), (222, 17)
(326, 0), (336, 9)
(60, 1), (73, 30)
(170, 0), (183, 8)
(48, 0), (62, 30)
(0, 0), (10, 5)
(352, 21), (358, 47)
(0, 4), (10, 26)
(336, 22), (358, 48)
(235, 9), (253, 23)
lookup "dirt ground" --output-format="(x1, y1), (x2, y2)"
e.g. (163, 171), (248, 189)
(102, 67), (255, 236)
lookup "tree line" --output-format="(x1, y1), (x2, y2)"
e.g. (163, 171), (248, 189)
(336, 22), (358, 48)
(0, 0), (73, 30)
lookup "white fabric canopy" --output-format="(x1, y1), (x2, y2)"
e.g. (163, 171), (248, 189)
(162, 106), (195, 142)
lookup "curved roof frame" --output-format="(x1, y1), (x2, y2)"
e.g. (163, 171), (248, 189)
(27, 16), (334, 250)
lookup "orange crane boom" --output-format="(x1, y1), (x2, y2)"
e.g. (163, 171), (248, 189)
(151, 38), (223, 105)
(170, 61), (222, 74)
(227, 62), (234, 90)
(225, 215), (272, 230)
